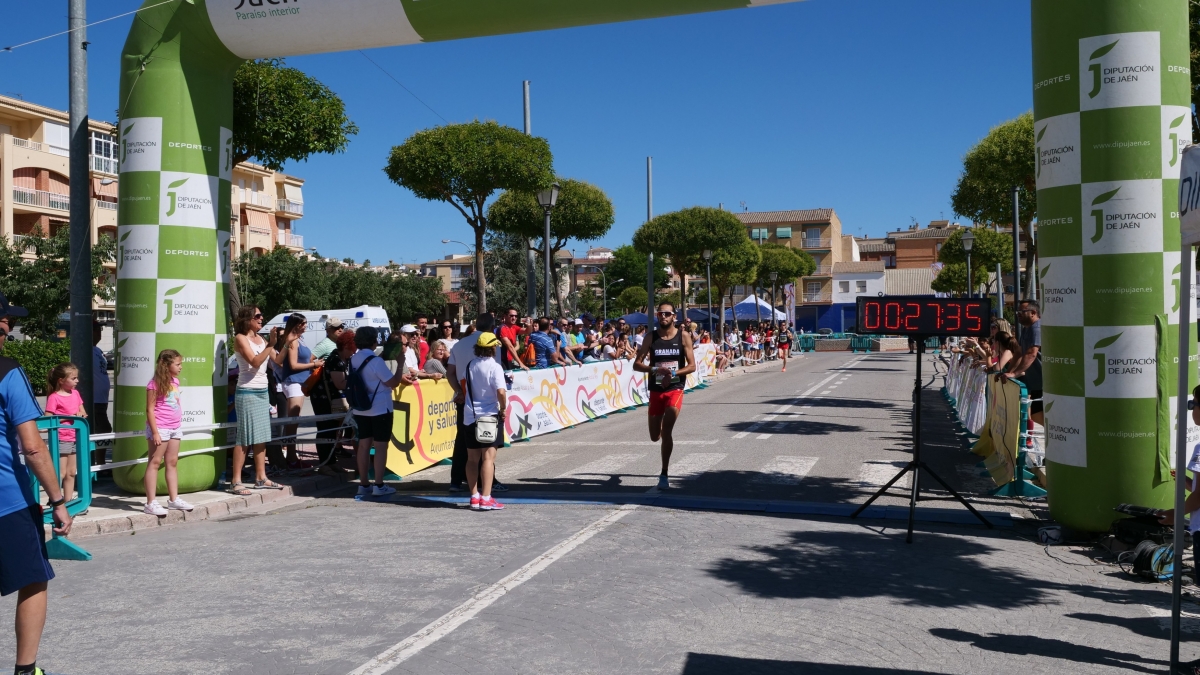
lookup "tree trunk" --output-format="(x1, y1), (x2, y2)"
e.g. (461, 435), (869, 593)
(680, 272), (688, 323)
(474, 225), (487, 315)
(229, 266), (243, 317)
(553, 265), (567, 319)
(717, 285), (727, 341)
(1022, 221), (1037, 300)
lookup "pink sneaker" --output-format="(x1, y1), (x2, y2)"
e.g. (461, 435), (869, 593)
(480, 496), (505, 511)
(470, 494), (482, 511)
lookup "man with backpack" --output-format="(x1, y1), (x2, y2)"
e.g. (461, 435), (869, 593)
(347, 326), (415, 497)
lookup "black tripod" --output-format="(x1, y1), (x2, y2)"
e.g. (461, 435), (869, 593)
(850, 339), (993, 543)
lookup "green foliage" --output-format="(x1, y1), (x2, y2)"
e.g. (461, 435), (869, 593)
(603, 245), (669, 307)
(755, 243), (815, 287)
(232, 59), (359, 171)
(456, 230), (544, 319)
(574, 286), (603, 318)
(937, 227), (1014, 288)
(2, 339), (71, 395)
(489, 179), (614, 253)
(0, 227), (116, 339)
(930, 263), (968, 295)
(616, 287), (648, 314)
(234, 248), (445, 325)
(950, 112), (1036, 228)
(634, 207), (748, 312)
(707, 237), (761, 335)
(384, 120), (554, 312)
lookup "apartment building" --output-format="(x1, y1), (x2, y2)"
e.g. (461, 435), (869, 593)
(883, 220), (959, 268)
(0, 94), (309, 324)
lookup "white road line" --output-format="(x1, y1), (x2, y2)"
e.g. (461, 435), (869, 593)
(856, 460), (911, 489)
(733, 356), (867, 440)
(670, 452), (727, 477)
(555, 453), (644, 479)
(346, 506), (639, 675)
(496, 453), (568, 478)
(755, 434), (773, 440)
(820, 390), (833, 395)
(773, 405), (792, 414)
(752, 456), (819, 484)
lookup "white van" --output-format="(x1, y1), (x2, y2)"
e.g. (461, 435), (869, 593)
(263, 306), (392, 351)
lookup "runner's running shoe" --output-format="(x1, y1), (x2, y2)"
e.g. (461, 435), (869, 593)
(480, 496), (505, 511)
(657, 475), (670, 490)
(372, 484), (396, 497)
(167, 498), (194, 511)
(470, 494), (482, 510)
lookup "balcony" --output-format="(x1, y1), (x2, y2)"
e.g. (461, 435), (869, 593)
(12, 138), (43, 152)
(91, 154), (118, 175)
(240, 190), (274, 209)
(10, 235), (36, 252)
(93, 199), (118, 211)
(243, 225), (273, 252)
(800, 238), (833, 250)
(802, 292), (832, 303)
(276, 199), (304, 217)
(277, 232), (304, 249)
(13, 187), (69, 211)
(806, 266), (833, 276)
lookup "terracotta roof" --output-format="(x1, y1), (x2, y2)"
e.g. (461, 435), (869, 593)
(888, 227), (958, 240)
(734, 209), (834, 224)
(857, 241), (895, 253)
(885, 268), (937, 296)
(833, 261), (885, 274)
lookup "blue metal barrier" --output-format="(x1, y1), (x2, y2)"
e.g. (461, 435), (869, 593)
(849, 335), (873, 353)
(29, 415), (93, 561)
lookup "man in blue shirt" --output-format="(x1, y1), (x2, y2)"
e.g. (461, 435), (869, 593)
(529, 317), (565, 369)
(0, 293), (72, 675)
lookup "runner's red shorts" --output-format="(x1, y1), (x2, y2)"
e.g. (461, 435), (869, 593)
(648, 389), (684, 416)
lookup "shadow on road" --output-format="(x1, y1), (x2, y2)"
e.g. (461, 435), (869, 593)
(929, 628), (1166, 673)
(761, 396), (900, 409)
(681, 653), (943, 674)
(724, 419), (864, 435)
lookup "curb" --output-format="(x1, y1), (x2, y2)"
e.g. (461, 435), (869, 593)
(69, 473), (351, 539)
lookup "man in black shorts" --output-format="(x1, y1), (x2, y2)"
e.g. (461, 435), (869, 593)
(347, 327), (415, 498)
(0, 296), (73, 675)
(1003, 300), (1043, 425)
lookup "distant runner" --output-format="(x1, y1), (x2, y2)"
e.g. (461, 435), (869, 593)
(777, 321), (793, 372)
(634, 302), (696, 489)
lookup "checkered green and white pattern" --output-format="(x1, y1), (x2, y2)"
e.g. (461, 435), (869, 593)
(112, 110), (233, 494)
(1034, 0), (1194, 531)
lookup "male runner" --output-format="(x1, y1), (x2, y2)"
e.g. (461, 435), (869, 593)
(634, 302), (696, 489)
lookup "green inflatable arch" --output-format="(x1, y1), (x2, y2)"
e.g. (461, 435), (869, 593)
(112, 0), (1192, 532)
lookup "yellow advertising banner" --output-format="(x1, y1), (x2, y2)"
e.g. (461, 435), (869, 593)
(385, 379), (458, 478)
(971, 375), (1023, 486)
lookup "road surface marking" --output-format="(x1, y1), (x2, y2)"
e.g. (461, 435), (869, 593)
(733, 422), (764, 439)
(533, 440), (719, 447)
(347, 506), (639, 675)
(856, 460), (911, 489)
(755, 433), (773, 440)
(555, 453), (644, 479)
(496, 453), (568, 478)
(670, 452), (727, 478)
(752, 456), (818, 484)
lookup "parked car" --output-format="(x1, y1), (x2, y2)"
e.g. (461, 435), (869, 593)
(103, 350), (115, 369)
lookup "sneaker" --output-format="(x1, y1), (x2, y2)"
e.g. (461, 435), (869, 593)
(143, 500), (167, 517)
(167, 498), (194, 511)
(448, 483), (466, 493)
(479, 496), (505, 511)
(470, 494), (482, 510)
(372, 484), (396, 497)
(657, 475), (670, 490)
(491, 481), (509, 492)
(357, 484), (372, 497)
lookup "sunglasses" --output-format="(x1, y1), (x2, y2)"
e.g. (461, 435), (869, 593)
(441, 325), (452, 329)
(253, 313), (264, 320)
(1190, 400), (1197, 410)
(657, 311), (674, 317)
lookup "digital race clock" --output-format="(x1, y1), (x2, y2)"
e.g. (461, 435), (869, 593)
(855, 297), (992, 337)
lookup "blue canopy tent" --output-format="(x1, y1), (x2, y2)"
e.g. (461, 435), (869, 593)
(620, 312), (650, 325)
(724, 295), (786, 322)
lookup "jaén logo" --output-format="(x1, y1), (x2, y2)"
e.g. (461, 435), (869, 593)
(165, 178), (188, 217)
(1088, 40), (1119, 99)
(1090, 187), (1120, 243)
(1092, 332), (1122, 386)
(162, 284), (185, 324)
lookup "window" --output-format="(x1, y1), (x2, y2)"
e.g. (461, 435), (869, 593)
(806, 282), (821, 294)
(750, 228), (766, 241)
(43, 121), (70, 156)
(776, 227), (792, 238)
(856, 280), (867, 293)
(838, 281), (850, 293)
(805, 228), (820, 240)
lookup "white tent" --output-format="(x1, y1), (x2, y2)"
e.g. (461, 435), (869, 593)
(724, 295), (786, 321)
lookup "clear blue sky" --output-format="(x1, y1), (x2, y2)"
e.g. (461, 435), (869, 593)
(1, 0), (1032, 265)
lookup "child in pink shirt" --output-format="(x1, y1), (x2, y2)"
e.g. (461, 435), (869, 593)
(143, 349), (193, 516)
(45, 363), (87, 502)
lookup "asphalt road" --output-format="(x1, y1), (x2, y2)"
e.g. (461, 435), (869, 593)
(1, 350), (1186, 675)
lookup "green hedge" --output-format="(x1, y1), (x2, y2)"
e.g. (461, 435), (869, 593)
(2, 340), (72, 395)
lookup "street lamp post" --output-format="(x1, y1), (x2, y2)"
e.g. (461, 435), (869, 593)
(581, 265), (621, 323)
(537, 183), (561, 318)
(961, 230), (975, 298)
(702, 249), (714, 335)
(769, 271), (778, 328)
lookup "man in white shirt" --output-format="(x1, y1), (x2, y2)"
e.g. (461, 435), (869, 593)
(349, 327), (415, 498)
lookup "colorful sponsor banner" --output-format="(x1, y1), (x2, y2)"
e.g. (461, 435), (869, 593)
(384, 347), (715, 477)
(1034, 0), (1193, 531)
(971, 375), (1024, 488)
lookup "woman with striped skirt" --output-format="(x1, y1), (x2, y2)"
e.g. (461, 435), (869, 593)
(230, 305), (286, 494)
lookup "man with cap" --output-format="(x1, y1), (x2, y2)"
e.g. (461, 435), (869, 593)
(312, 317), (344, 361)
(0, 293), (73, 675)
